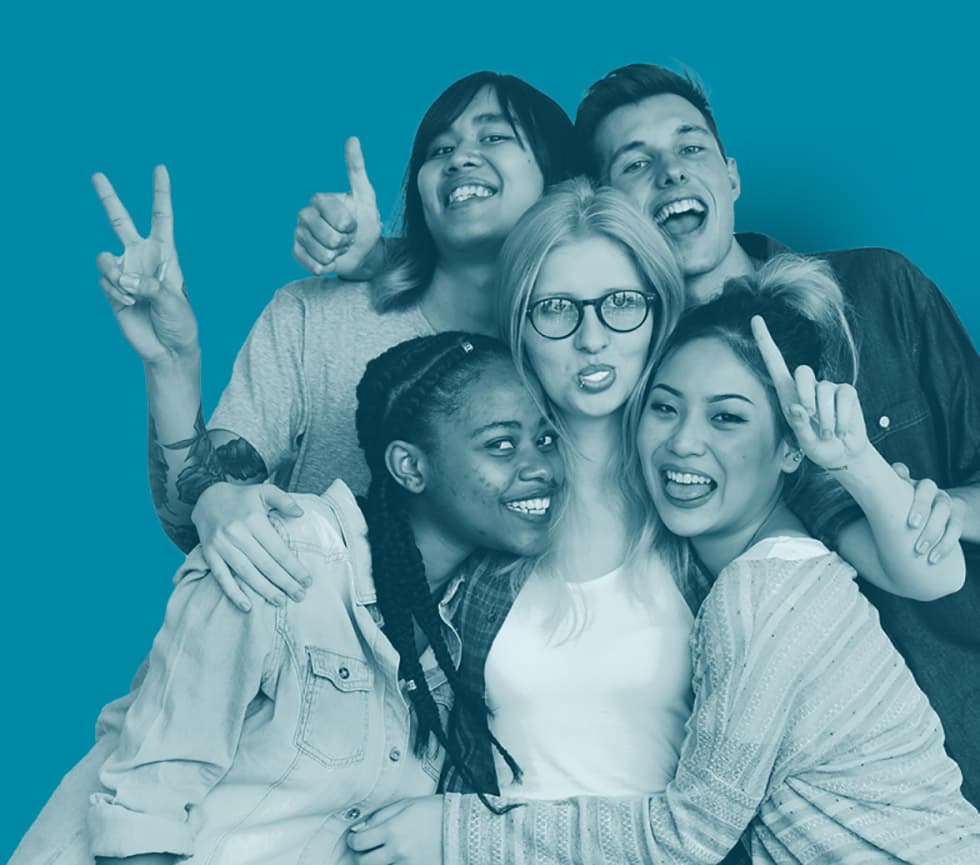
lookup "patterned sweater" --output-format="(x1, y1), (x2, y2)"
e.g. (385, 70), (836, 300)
(443, 539), (980, 864)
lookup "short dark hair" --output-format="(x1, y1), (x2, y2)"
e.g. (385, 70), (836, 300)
(575, 63), (726, 178)
(377, 72), (578, 310)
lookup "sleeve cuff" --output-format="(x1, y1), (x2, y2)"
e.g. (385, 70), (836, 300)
(88, 793), (194, 858)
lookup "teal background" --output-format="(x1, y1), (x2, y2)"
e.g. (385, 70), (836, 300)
(3, 1), (977, 854)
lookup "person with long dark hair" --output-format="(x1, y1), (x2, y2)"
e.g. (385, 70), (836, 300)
(11, 332), (561, 865)
(93, 71), (577, 610)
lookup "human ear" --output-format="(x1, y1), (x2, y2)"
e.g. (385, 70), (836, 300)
(726, 157), (741, 199)
(384, 440), (428, 494)
(779, 439), (804, 475)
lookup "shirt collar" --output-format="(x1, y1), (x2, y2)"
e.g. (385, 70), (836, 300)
(735, 231), (793, 265)
(321, 479), (468, 613)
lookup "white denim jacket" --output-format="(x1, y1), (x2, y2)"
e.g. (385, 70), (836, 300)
(87, 480), (461, 864)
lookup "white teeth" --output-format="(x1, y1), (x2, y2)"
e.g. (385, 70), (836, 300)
(664, 469), (713, 485)
(580, 369), (612, 383)
(654, 198), (706, 225)
(505, 496), (551, 515)
(448, 184), (496, 205)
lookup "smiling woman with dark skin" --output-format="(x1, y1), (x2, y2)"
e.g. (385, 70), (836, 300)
(10, 332), (563, 865)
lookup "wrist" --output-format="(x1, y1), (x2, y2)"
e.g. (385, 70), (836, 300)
(144, 345), (201, 379)
(823, 447), (887, 499)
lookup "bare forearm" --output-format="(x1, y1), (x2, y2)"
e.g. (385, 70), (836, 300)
(834, 449), (965, 599)
(144, 355), (267, 551)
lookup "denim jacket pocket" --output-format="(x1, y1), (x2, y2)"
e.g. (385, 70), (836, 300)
(296, 647), (373, 767)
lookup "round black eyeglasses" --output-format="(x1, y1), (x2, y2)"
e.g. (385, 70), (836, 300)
(527, 289), (660, 340)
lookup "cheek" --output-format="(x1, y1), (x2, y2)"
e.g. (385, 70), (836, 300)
(615, 326), (654, 369)
(514, 152), (545, 195)
(523, 335), (569, 384)
(416, 166), (439, 209)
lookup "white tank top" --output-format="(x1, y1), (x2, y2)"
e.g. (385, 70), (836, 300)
(486, 554), (694, 799)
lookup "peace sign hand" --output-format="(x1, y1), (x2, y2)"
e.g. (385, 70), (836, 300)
(751, 315), (870, 470)
(93, 165), (199, 366)
(293, 137), (382, 278)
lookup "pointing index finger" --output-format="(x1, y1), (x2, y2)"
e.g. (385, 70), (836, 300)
(150, 165), (174, 244)
(345, 136), (377, 208)
(751, 314), (798, 417)
(92, 172), (141, 247)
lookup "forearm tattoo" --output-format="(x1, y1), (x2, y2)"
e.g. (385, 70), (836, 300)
(148, 407), (267, 550)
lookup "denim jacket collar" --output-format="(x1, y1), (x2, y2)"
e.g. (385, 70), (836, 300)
(320, 480), (466, 616)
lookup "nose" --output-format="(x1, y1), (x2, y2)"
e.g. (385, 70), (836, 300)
(667, 412), (706, 457)
(656, 154), (688, 188)
(445, 144), (484, 173)
(519, 453), (556, 484)
(573, 305), (609, 354)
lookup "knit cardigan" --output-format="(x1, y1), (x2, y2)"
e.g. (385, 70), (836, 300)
(443, 544), (980, 864)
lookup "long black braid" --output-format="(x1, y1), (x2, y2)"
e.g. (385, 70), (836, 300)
(355, 332), (523, 809)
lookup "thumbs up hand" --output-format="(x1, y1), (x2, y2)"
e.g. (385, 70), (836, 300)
(293, 137), (383, 280)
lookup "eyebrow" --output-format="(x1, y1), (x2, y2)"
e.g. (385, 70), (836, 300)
(606, 124), (714, 169)
(471, 420), (522, 437)
(472, 112), (511, 125)
(650, 383), (754, 405)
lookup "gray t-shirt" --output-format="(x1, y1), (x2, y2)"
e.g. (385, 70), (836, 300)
(209, 278), (433, 496)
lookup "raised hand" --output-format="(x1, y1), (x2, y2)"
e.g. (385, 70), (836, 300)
(751, 315), (870, 470)
(93, 166), (198, 365)
(293, 137), (382, 278)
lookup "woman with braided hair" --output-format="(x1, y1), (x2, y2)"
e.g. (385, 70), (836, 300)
(10, 332), (561, 865)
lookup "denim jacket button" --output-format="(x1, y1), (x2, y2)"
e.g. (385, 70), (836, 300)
(345, 807), (361, 820)
(389, 747), (402, 762)
(878, 415), (891, 429)
(338, 666), (351, 680)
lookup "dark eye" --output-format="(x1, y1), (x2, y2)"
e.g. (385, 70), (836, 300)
(482, 133), (511, 144)
(622, 158), (649, 175)
(681, 145), (704, 155)
(649, 401), (676, 416)
(537, 431), (558, 450)
(428, 143), (454, 158)
(713, 412), (746, 425)
(486, 438), (516, 453)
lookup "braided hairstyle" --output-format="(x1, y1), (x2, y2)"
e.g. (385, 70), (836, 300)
(355, 331), (524, 805)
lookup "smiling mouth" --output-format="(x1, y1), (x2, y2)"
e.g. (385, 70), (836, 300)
(662, 468), (716, 503)
(446, 183), (497, 206)
(505, 496), (552, 521)
(653, 197), (707, 239)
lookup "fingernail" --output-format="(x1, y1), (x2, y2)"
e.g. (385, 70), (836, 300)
(292, 589), (306, 603)
(915, 540), (928, 554)
(909, 515), (923, 528)
(273, 594), (286, 607)
(300, 576), (313, 589)
(313, 264), (323, 276)
(238, 600), (252, 612)
(350, 822), (365, 833)
(928, 550), (941, 564)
